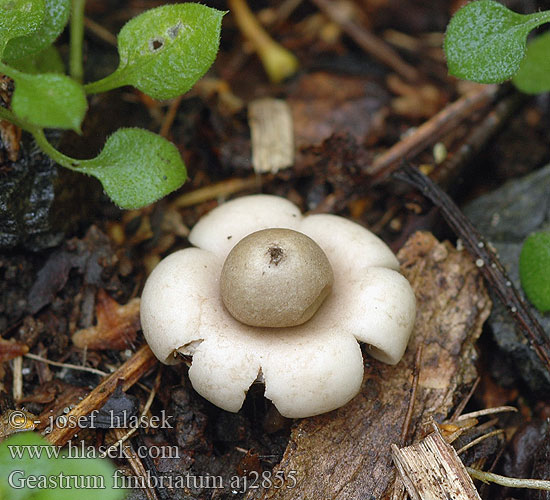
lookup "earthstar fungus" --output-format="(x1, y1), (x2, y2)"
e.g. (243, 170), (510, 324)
(140, 195), (416, 418)
(220, 228), (334, 327)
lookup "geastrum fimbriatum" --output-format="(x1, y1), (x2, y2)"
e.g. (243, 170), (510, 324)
(141, 195), (416, 418)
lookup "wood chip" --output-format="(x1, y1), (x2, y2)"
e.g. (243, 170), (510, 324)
(248, 98), (294, 173)
(246, 231), (491, 499)
(391, 425), (482, 500)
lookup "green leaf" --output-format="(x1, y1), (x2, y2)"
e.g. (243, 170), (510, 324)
(11, 72), (87, 131)
(3, 0), (70, 62)
(9, 44), (64, 74)
(79, 128), (187, 209)
(0, 432), (125, 500)
(0, 0), (45, 53)
(519, 231), (550, 313)
(85, 3), (224, 100)
(444, 0), (550, 83)
(513, 31), (550, 94)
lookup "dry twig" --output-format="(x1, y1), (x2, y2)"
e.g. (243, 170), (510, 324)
(25, 352), (109, 377)
(159, 96), (184, 138)
(171, 175), (264, 209)
(400, 345), (422, 446)
(467, 468), (550, 491)
(310, 0), (419, 81)
(433, 92), (526, 189)
(100, 368), (162, 458)
(46, 345), (157, 446)
(454, 406), (517, 422)
(83, 17), (117, 46)
(369, 85), (499, 182)
(394, 164), (550, 375)
(456, 429), (504, 456)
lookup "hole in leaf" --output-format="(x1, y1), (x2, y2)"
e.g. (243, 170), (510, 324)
(149, 37), (165, 52)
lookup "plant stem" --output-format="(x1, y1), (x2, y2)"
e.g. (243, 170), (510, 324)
(0, 105), (83, 169)
(31, 128), (81, 170)
(70, 0), (86, 83)
(0, 105), (27, 130)
(84, 71), (122, 95)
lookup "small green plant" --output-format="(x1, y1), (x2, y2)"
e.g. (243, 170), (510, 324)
(444, 2), (550, 313)
(444, 0), (550, 93)
(0, 432), (124, 499)
(519, 232), (550, 313)
(0, 0), (224, 209)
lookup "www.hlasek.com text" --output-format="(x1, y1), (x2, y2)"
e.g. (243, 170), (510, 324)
(7, 440), (180, 460)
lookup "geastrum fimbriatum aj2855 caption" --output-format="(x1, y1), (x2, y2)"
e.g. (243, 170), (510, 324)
(140, 195), (416, 418)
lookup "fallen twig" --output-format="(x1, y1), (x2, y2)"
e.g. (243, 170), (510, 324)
(46, 344), (157, 446)
(114, 426), (159, 500)
(449, 377), (480, 421)
(159, 95), (183, 138)
(467, 468), (550, 491)
(393, 164), (550, 375)
(170, 175), (264, 209)
(369, 85), (499, 182)
(400, 345), (422, 446)
(454, 406), (517, 422)
(25, 352), (109, 377)
(84, 16), (117, 46)
(433, 91), (526, 189)
(100, 368), (161, 458)
(310, 0), (419, 82)
(456, 429), (504, 456)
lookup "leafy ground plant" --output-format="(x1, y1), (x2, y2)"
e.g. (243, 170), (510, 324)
(0, 0), (224, 209)
(0, 432), (125, 500)
(519, 232), (550, 313)
(444, 0), (550, 93)
(444, 1), (550, 313)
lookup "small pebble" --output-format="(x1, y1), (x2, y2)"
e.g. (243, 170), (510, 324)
(476, 259), (484, 267)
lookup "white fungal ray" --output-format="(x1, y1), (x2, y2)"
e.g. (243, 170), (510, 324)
(188, 194), (302, 257)
(141, 195), (417, 418)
